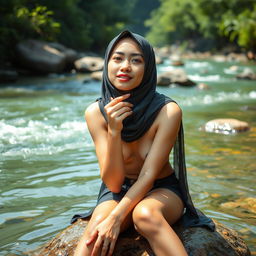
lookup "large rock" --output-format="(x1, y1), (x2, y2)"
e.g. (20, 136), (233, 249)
(30, 219), (250, 256)
(47, 42), (78, 67)
(74, 56), (104, 73)
(0, 69), (18, 83)
(236, 68), (256, 80)
(204, 118), (250, 134)
(157, 69), (196, 86)
(16, 40), (77, 73)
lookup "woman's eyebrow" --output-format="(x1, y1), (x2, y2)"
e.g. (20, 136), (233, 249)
(113, 51), (143, 58)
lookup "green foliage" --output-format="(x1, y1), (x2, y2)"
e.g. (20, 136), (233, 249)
(2, 0), (254, 67)
(77, 0), (135, 51)
(0, 0), (61, 64)
(146, 0), (256, 51)
(128, 0), (160, 35)
(15, 5), (60, 40)
(219, 4), (256, 50)
(0, 0), (138, 65)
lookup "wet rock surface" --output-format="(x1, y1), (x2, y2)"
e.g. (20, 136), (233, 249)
(30, 219), (250, 256)
(157, 69), (196, 87)
(236, 68), (256, 80)
(16, 40), (78, 74)
(74, 56), (104, 73)
(204, 119), (250, 134)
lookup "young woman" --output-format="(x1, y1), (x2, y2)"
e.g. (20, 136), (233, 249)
(72, 30), (214, 256)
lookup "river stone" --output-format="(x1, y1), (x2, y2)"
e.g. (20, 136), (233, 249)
(221, 197), (256, 214)
(236, 68), (256, 80)
(74, 56), (104, 73)
(90, 71), (103, 81)
(197, 83), (210, 90)
(16, 40), (73, 73)
(170, 55), (185, 66)
(204, 119), (250, 134)
(157, 69), (196, 87)
(30, 219), (250, 256)
(155, 55), (164, 64)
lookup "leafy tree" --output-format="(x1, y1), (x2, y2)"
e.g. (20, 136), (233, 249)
(0, 0), (60, 65)
(128, 0), (160, 36)
(145, 0), (203, 47)
(146, 0), (256, 52)
(219, 3), (256, 51)
(15, 5), (60, 40)
(0, 0), (139, 66)
(77, 0), (136, 51)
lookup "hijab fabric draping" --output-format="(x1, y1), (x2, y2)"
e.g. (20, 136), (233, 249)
(71, 30), (215, 231)
(98, 30), (171, 142)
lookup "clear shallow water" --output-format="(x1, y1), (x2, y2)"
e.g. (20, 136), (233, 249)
(0, 59), (256, 255)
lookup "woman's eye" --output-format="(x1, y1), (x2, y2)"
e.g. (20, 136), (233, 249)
(132, 58), (143, 64)
(113, 56), (122, 61)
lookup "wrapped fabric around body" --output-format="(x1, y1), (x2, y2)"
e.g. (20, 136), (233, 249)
(71, 30), (215, 232)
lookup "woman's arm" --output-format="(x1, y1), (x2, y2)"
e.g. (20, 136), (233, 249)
(110, 102), (182, 221)
(85, 94), (133, 192)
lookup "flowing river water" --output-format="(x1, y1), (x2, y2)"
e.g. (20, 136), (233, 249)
(0, 58), (256, 255)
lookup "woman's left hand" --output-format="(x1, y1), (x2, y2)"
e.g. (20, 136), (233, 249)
(86, 214), (121, 256)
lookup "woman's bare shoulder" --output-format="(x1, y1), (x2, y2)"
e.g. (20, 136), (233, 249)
(85, 102), (101, 120)
(85, 101), (106, 128)
(85, 102), (107, 141)
(159, 102), (182, 122)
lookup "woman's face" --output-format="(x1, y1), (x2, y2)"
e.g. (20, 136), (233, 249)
(108, 37), (145, 91)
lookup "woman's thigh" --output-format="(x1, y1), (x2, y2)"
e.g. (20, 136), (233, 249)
(134, 188), (184, 225)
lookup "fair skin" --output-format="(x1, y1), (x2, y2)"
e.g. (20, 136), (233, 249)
(74, 38), (188, 256)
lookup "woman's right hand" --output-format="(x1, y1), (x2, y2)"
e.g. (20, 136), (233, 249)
(104, 94), (133, 133)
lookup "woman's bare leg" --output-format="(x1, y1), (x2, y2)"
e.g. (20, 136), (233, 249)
(132, 189), (188, 256)
(74, 200), (132, 256)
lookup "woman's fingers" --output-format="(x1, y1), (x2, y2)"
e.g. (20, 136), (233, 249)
(108, 94), (130, 106)
(106, 100), (133, 111)
(85, 230), (98, 245)
(91, 235), (103, 256)
(106, 102), (133, 116)
(110, 106), (132, 119)
(100, 239), (110, 256)
(108, 237), (117, 256)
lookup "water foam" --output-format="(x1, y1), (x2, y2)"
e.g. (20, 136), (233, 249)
(1, 119), (91, 158)
(188, 74), (221, 82)
(181, 91), (256, 106)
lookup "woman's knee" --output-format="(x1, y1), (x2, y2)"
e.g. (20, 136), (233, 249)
(85, 201), (118, 234)
(132, 204), (163, 236)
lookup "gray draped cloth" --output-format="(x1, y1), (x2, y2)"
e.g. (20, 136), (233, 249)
(71, 30), (215, 231)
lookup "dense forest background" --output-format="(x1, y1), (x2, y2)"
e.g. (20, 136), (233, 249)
(1, 0), (256, 66)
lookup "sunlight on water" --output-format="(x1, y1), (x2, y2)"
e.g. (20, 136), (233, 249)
(0, 119), (91, 158)
(0, 59), (255, 255)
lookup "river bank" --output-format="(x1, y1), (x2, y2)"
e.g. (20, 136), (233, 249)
(1, 39), (256, 84)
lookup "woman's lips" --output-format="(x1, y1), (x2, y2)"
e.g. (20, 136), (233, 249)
(116, 74), (132, 82)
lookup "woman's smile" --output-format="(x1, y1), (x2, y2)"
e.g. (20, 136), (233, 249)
(116, 73), (132, 82)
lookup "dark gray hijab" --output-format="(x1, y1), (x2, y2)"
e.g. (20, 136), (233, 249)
(72, 30), (215, 231)
(98, 30), (172, 142)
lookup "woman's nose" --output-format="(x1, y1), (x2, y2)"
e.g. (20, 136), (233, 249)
(120, 59), (131, 72)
